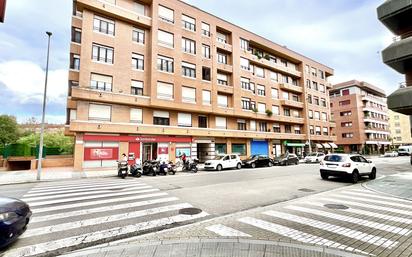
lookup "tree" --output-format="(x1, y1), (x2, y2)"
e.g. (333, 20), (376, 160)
(17, 131), (74, 154)
(0, 115), (19, 148)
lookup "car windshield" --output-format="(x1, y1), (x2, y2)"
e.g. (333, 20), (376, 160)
(248, 155), (258, 160)
(214, 156), (225, 160)
(279, 154), (288, 159)
(324, 155), (345, 162)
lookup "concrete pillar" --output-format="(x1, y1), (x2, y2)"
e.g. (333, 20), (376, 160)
(226, 138), (232, 154)
(119, 141), (129, 158)
(73, 134), (84, 171)
(246, 140), (251, 156)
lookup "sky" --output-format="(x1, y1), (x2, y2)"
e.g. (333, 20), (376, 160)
(0, 0), (404, 124)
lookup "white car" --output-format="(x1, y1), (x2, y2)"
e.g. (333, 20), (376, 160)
(204, 154), (242, 171)
(383, 151), (399, 157)
(304, 152), (325, 163)
(320, 154), (376, 183)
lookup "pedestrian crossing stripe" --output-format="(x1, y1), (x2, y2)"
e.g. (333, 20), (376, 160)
(332, 192), (412, 210)
(27, 180), (142, 192)
(206, 224), (252, 237)
(342, 189), (412, 204)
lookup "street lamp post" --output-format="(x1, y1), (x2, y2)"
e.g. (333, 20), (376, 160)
(37, 31), (52, 181)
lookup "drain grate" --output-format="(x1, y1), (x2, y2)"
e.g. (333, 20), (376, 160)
(298, 188), (316, 193)
(179, 208), (202, 215)
(324, 204), (349, 210)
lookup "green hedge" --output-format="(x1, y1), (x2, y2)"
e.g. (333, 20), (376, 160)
(2, 144), (63, 158)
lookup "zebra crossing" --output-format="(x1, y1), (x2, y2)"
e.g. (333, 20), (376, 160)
(204, 187), (412, 256)
(2, 178), (208, 257)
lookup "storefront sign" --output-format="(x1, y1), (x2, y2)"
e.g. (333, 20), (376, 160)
(158, 147), (168, 154)
(84, 148), (118, 161)
(83, 135), (192, 143)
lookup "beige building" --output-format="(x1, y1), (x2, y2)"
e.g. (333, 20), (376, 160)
(67, 0), (336, 170)
(330, 80), (390, 154)
(388, 110), (412, 146)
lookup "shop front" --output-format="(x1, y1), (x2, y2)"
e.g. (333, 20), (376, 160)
(285, 141), (305, 157)
(251, 140), (269, 156)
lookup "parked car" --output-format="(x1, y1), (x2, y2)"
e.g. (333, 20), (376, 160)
(0, 197), (32, 249)
(397, 146), (412, 156)
(383, 151), (399, 157)
(304, 152), (325, 163)
(273, 154), (299, 166)
(320, 154), (376, 183)
(242, 155), (274, 168)
(204, 154), (242, 171)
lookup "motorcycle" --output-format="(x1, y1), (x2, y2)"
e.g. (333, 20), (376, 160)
(142, 160), (158, 176)
(163, 161), (177, 175)
(129, 163), (143, 177)
(117, 161), (128, 179)
(182, 158), (199, 173)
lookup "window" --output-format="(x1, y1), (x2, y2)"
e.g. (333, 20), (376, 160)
(313, 97), (319, 105)
(217, 52), (228, 64)
(182, 86), (196, 103)
(292, 94), (299, 102)
(254, 66), (264, 78)
(292, 110), (300, 118)
(339, 100), (350, 106)
(396, 129), (402, 134)
(240, 38), (249, 50)
(202, 67), (211, 81)
(216, 31), (228, 44)
(341, 122), (353, 127)
(215, 144), (227, 154)
(201, 22), (210, 37)
(202, 90), (211, 105)
(319, 84), (325, 93)
(157, 82), (173, 100)
(283, 92), (289, 100)
(217, 73), (228, 85)
(311, 67), (317, 77)
(70, 54), (80, 70)
(89, 104), (111, 121)
(182, 14), (196, 31)
(394, 115), (400, 120)
(312, 81), (318, 90)
(395, 122), (401, 127)
(158, 5), (174, 23)
(153, 111), (170, 126)
(202, 44), (211, 59)
(315, 126), (321, 135)
(294, 126), (301, 134)
(240, 58), (250, 70)
(258, 103), (266, 113)
(272, 106), (280, 115)
(319, 70), (325, 79)
(259, 122), (267, 132)
(284, 108), (290, 116)
(306, 79), (311, 89)
(270, 72), (278, 82)
(131, 80), (143, 96)
(199, 116), (208, 128)
(321, 98), (327, 107)
(241, 78), (252, 91)
(305, 65), (310, 74)
(342, 89), (350, 96)
(182, 38), (196, 54)
(157, 55), (174, 73)
(92, 44), (114, 64)
(70, 109), (77, 121)
(269, 89), (278, 100)
(90, 73), (112, 92)
(273, 123), (281, 133)
(280, 59), (287, 67)
(178, 113), (192, 127)
(182, 62), (196, 78)
(217, 94), (228, 107)
(321, 112), (327, 121)
(285, 125), (292, 133)
(134, 2), (145, 15)
(158, 30), (174, 48)
(314, 111), (320, 120)
(72, 27), (81, 43)
(215, 117), (227, 129)
(130, 108), (143, 124)
(323, 127), (329, 136)
(341, 111), (352, 116)
(237, 120), (247, 130)
(307, 94), (312, 104)
(241, 98), (252, 110)
(250, 120), (256, 131)
(309, 110), (313, 119)
(310, 126), (314, 135)
(93, 15), (115, 35)
(132, 27), (145, 44)
(132, 53), (144, 70)
(257, 85), (265, 96)
(342, 133), (354, 138)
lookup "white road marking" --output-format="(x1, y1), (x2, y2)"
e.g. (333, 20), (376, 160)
(263, 210), (397, 248)
(32, 191), (165, 214)
(285, 205), (410, 236)
(31, 197), (179, 223)
(332, 193), (412, 210)
(238, 217), (367, 254)
(27, 187), (154, 207)
(25, 183), (146, 197)
(305, 201), (412, 225)
(27, 181), (145, 193)
(23, 185), (150, 202)
(343, 190), (412, 204)
(22, 203), (193, 238)
(3, 212), (209, 257)
(206, 224), (252, 237)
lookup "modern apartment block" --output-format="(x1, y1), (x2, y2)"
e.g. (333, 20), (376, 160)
(330, 80), (390, 154)
(67, 0), (336, 170)
(0, 0), (6, 23)
(378, 0), (412, 114)
(388, 110), (412, 146)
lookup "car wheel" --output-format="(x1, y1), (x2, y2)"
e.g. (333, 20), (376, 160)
(216, 164), (223, 171)
(251, 162), (256, 169)
(268, 162), (273, 167)
(321, 172), (329, 180)
(295, 161), (299, 165)
(236, 163), (242, 169)
(369, 168), (376, 180)
(351, 170), (359, 184)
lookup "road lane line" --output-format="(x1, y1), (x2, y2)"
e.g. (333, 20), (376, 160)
(263, 210), (397, 248)
(31, 197), (179, 223)
(22, 203), (193, 238)
(3, 212), (209, 257)
(285, 205), (410, 236)
(205, 224), (251, 237)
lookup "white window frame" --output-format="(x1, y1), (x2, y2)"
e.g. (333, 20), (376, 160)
(178, 113), (192, 127)
(157, 81), (174, 100)
(89, 104), (111, 121)
(182, 86), (196, 103)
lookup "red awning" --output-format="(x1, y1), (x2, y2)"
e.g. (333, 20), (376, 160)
(83, 134), (192, 143)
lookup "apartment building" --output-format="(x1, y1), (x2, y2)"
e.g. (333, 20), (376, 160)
(388, 110), (412, 146)
(67, 0), (336, 170)
(0, 0), (6, 23)
(330, 80), (390, 154)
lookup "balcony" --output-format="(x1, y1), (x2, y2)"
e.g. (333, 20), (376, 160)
(216, 41), (232, 52)
(364, 118), (389, 126)
(363, 107), (388, 116)
(279, 83), (303, 94)
(244, 51), (302, 77)
(388, 85), (412, 114)
(216, 63), (233, 73)
(377, 0), (412, 35)
(280, 99), (304, 109)
(76, 0), (152, 28)
(365, 129), (390, 135)
(382, 36), (412, 74)
(217, 84), (234, 94)
(361, 94), (387, 105)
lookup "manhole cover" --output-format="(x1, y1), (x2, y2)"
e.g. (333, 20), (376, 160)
(324, 204), (349, 210)
(179, 208), (202, 215)
(298, 188), (315, 193)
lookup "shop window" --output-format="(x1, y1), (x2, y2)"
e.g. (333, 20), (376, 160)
(232, 144), (246, 155)
(215, 144), (227, 154)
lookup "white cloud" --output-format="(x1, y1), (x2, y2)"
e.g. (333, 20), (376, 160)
(0, 60), (68, 104)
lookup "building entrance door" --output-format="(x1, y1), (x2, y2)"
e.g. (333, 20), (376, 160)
(143, 143), (158, 161)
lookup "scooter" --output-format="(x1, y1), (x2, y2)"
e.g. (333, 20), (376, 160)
(142, 160), (157, 176)
(129, 163), (143, 177)
(182, 158), (198, 173)
(117, 161), (128, 179)
(163, 161), (177, 175)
